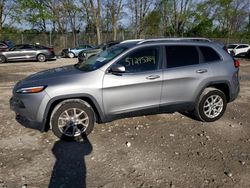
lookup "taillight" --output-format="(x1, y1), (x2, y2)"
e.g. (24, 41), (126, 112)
(234, 59), (240, 68)
(48, 48), (54, 52)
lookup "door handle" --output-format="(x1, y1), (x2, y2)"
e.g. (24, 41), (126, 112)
(146, 75), (160, 80)
(196, 69), (208, 74)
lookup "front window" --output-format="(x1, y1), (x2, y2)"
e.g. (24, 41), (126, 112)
(76, 45), (127, 71)
(116, 47), (159, 73)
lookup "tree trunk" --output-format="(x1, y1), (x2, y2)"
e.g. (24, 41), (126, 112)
(0, 0), (5, 34)
(112, 22), (117, 40)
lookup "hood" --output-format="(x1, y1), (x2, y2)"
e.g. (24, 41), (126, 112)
(20, 65), (82, 84)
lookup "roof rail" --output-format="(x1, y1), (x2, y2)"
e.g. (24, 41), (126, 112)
(120, 39), (144, 43)
(137, 37), (211, 44)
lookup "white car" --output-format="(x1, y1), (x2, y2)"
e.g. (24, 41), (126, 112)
(227, 44), (250, 56)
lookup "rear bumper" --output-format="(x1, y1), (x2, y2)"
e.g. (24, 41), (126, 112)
(229, 84), (240, 102)
(46, 52), (56, 60)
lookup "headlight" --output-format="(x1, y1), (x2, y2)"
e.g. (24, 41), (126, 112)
(16, 86), (46, 94)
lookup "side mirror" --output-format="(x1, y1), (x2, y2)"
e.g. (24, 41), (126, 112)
(109, 64), (126, 74)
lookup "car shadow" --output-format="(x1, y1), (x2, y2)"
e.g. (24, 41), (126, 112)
(48, 137), (93, 188)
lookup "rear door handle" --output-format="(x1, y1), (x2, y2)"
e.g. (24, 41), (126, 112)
(196, 69), (208, 74)
(146, 75), (160, 80)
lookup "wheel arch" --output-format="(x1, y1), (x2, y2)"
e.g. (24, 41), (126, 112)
(42, 94), (105, 131)
(196, 81), (231, 103)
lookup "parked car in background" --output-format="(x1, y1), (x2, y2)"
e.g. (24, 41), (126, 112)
(0, 41), (14, 52)
(227, 44), (250, 57)
(0, 44), (55, 63)
(78, 41), (119, 63)
(61, 44), (94, 58)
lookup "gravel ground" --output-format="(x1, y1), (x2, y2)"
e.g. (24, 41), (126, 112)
(0, 57), (250, 188)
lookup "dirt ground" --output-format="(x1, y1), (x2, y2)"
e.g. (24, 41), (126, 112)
(0, 57), (249, 188)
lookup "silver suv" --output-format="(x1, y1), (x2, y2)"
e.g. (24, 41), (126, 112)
(10, 38), (240, 140)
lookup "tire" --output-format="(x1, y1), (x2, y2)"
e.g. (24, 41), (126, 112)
(194, 88), (227, 122)
(68, 52), (75, 58)
(50, 99), (95, 141)
(37, 54), (46, 62)
(0, 55), (6, 63)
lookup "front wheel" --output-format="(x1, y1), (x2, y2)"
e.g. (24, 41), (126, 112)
(50, 99), (95, 141)
(195, 88), (227, 122)
(68, 52), (75, 58)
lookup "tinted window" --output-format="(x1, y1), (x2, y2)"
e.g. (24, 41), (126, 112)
(166, 46), (199, 68)
(117, 47), (159, 73)
(199, 46), (221, 62)
(227, 45), (237, 49)
(21, 45), (33, 49)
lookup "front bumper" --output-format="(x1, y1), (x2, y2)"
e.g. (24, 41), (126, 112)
(10, 91), (51, 131)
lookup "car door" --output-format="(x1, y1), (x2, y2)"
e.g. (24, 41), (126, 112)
(8, 45), (35, 60)
(102, 46), (163, 117)
(160, 45), (212, 111)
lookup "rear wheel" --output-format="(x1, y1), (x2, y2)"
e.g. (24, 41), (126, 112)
(195, 88), (227, 122)
(37, 54), (46, 62)
(0, 55), (6, 63)
(50, 99), (95, 141)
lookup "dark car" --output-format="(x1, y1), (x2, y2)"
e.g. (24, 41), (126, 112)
(0, 44), (55, 63)
(61, 44), (94, 58)
(0, 41), (14, 52)
(78, 41), (119, 63)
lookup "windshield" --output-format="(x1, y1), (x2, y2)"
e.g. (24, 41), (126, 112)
(227, 45), (237, 49)
(76, 45), (127, 71)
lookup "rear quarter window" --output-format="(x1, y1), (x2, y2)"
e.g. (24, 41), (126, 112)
(199, 46), (221, 63)
(165, 45), (199, 68)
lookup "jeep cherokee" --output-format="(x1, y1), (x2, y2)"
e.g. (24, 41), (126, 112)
(10, 38), (240, 140)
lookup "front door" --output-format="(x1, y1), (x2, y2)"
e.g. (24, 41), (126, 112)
(102, 46), (163, 117)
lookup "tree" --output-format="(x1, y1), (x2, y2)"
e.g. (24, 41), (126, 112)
(62, 0), (82, 46)
(89, 0), (102, 44)
(191, 0), (249, 38)
(0, 0), (16, 34)
(128, 0), (153, 38)
(105, 0), (124, 40)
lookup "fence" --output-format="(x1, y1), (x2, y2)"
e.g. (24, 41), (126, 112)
(1, 32), (250, 54)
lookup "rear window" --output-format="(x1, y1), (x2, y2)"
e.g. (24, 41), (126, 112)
(166, 45), (199, 68)
(227, 45), (237, 49)
(199, 46), (221, 63)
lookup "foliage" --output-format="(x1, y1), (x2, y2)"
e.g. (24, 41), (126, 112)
(1, 0), (250, 42)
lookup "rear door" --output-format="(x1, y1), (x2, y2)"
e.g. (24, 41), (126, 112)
(102, 46), (163, 117)
(160, 45), (212, 111)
